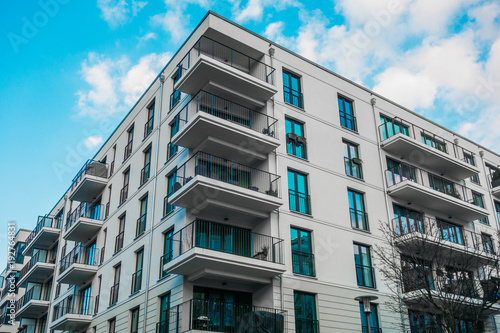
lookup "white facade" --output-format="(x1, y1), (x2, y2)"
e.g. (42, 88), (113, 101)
(4, 11), (500, 333)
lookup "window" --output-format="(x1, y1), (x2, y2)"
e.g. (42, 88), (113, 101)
(495, 201), (500, 224)
(344, 141), (362, 179)
(79, 285), (92, 315)
(124, 126), (134, 161)
(463, 153), (479, 184)
(115, 215), (125, 253)
(130, 307), (140, 333)
(438, 219), (464, 245)
(482, 234), (495, 254)
(160, 229), (174, 279)
(55, 210), (63, 229)
(401, 255), (434, 293)
(379, 115), (409, 140)
(137, 196), (148, 237)
(487, 163), (500, 189)
(472, 190), (484, 208)
(140, 147), (151, 185)
(120, 169), (130, 204)
(428, 173), (460, 199)
(108, 318), (116, 333)
(348, 189), (368, 230)
(164, 171), (177, 216)
(386, 158), (416, 187)
(294, 291), (318, 333)
(445, 267), (475, 297)
(421, 132), (447, 153)
(14, 242), (25, 264)
(110, 145), (116, 176)
(409, 310), (440, 333)
(338, 95), (357, 131)
(167, 118), (179, 161)
(456, 319), (483, 333)
(291, 227), (315, 276)
(353, 243), (375, 288)
(359, 302), (380, 333)
(158, 293), (171, 332)
(288, 170), (311, 215)
(144, 101), (154, 138)
(110, 264), (120, 306)
(285, 118), (307, 159)
(170, 70), (181, 110)
(392, 204), (424, 235)
(131, 249), (143, 294)
(283, 70), (303, 108)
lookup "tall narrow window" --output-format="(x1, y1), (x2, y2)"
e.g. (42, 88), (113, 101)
(131, 249), (143, 294)
(338, 95), (357, 131)
(359, 302), (380, 333)
(80, 285), (92, 315)
(160, 229), (174, 279)
(144, 101), (154, 138)
(283, 70), (303, 108)
(463, 153), (479, 184)
(164, 172), (177, 216)
(401, 255), (434, 293)
(472, 190), (484, 208)
(379, 115), (409, 140)
(115, 214), (125, 253)
(487, 163), (500, 189)
(285, 118), (307, 159)
(288, 170), (311, 215)
(167, 118), (179, 161)
(124, 126), (134, 161)
(130, 307), (140, 333)
(55, 210), (63, 229)
(105, 185), (112, 219)
(110, 145), (116, 176)
(495, 201), (500, 224)
(344, 141), (363, 179)
(141, 147), (151, 185)
(110, 264), (120, 306)
(392, 204), (424, 235)
(291, 227), (315, 277)
(353, 243), (375, 288)
(120, 169), (130, 205)
(294, 291), (318, 333)
(348, 189), (368, 230)
(158, 293), (171, 332)
(108, 318), (116, 333)
(482, 233), (495, 254)
(137, 196), (148, 237)
(409, 311), (439, 333)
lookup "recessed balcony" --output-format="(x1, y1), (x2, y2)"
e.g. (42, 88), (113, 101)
(23, 216), (60, 256)
(162, 219), (285, 284)
(68, 159), (108, 202)
(17, 250), (56, 287)
(385, 164), (489, 222)
(64, 202), (104, 243)
(175, 36), (277, 105)
(50, 295), (93, 331)
(57, 244), (99, 285)
(15, 285), (49, 319)
(379, 117), (479, 180)
(172, 90), (279, 165)
(168, 152), (282, 223)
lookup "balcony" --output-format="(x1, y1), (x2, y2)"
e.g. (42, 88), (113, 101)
(64, 202), (104, 243)
(50, 295), (93, 331)
(169, 152), (282, 223)
(156, 299), (286, 333)
(488, 173), (500, 198)
(18, 250), (56, 287)
(172, 90), (279, 164)
(23, 216), (60, 255)
(394, 216), (497, 263)
(162, 219), (284, 284)
(385, 164), (489, 222)
(15, 285), (49, 319)
(69, 159), (108, 202)
(57, 244), (100, 285)
(378, 117), (479, 180)
(175, 36), (277, 105)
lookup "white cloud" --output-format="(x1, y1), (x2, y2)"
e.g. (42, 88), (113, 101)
(235, 0), (264, 23)
(468, 2), (500, 41)
(139, 32), (157, 43)
(233, 0), (302, 23)
(97, 0), (148, 27)
(84, 135), (104, 149)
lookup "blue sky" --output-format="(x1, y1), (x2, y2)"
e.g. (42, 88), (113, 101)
(1, 0), (499, 263)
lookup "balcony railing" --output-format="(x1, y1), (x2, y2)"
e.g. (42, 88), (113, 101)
(136, 213), (146, 237)
(173, 151), (281, 198)
(166, 142), (178, 162)
(174, 90), (278, 138)
(170, 90), (181, 110)
(140, 163), (150, 185)
(19, 250), (55, 281)
(131, 269), (142, 294)
(70, 159), (108, 193)
(378, 116), (475, 163)
(52, 295), (94, 321)
(164, 219), (284, 265)
(163, 195), (174, 217)
(284, 86), (303, 109)
(65, 202), (104, 231)
(292, 251), (315, 277)
(159, 252), (171, 279)
(350, 208), (369, 230)
(109, 283), (119, 306)
(144, 116), (154, 138)
(119, 184), (129, 205)
(115, 231), (124, 253)
(289, 190), (311, 215)
(385, 164), (485, 207)
(356, 264), (376, 288)
(124, 140), (133, 161)
(340, 110), (357, 132)
(16, 285), (45, 311)
(59, 244), (100, 275)
(25, 216), (56, 248)
(295, 318), (319, 333)
(176, 36), (275, 84)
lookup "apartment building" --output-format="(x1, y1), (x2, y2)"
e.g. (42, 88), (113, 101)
(5, 10), (500, 333)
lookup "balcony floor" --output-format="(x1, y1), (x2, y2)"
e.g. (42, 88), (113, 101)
(16, 300), (50, 318)
(64, 217), (103, 243)
(18, 262), (55, 287)
(50, 314), (92, 331)
(69, 175), (107, 202)
(57, 263), (98, 285)
(22, 228), (60, 255)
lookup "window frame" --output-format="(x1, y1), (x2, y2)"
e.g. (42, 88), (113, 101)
(348, 189), (368, 231)
(353, 243), (376, 289)
(285, 117), (307, 159)
(338, 95), (357, 132)
(343, 140), (363, 179)
(282, 70), (303, 109)
(288, 169), (311, 215)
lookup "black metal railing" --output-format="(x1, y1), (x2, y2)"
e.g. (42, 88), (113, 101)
(52, 295), (94, 321)
(15, 285), (44, 311)
(284, 86), (303, 109)
(292, 251), (315, 277)
(124, 140), (133, 161)
(166, 142), (178, 161)
(170, 90), (181, 110)
(19, 250), (55, 281)
(131, 269), (142, 294)
(289, 190), (311, 215)
(163, 195), (174, 217)
(140, 162), (151, 185)
(176, 36), (275, 84)
(350, 208), (369, 230)
(115, 231), (124, 253)
(109, 283), (119, 306)
(144, 116), (154, 138)
(110, 160), (115, 176)
(385, 164), (486, 207)
(59, 244), (100, 275)
(378, 116), (476, 163)
(344, 157), (363, 179)
(295, 318), (319, 333)
(25, 216), (56, 248)
(164, 219), (284, 267)
(100, 246), (105, 264)
(356, 264), (376, 288)
(340, 110), (357, 132)
(94, 294), (100, 314)
(119, 184), (129, 205)
(174, 90), (278, 138)
(173, 151), (281, 197)
(70, 159), (108, 193)
(66, 202), (104, 232)
(159, 252), (171, 279)
(136, 213), (147, 237)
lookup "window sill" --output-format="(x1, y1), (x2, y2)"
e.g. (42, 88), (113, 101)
(157, 274), (170, 283)
(143, 131), (153, 142)
(340, 125), (359, 134)
(113, 249), (122, 256)
(138, 178), (149, 189)
(358, 285), (378, 291)
(129, 290), (141, 297)
(293, 273), (317, 280)
(352, 227), (371, 234)
(284, 101), (305, 112)
(289, 210), (313, 218)
(134, 231), (145, 241)
(123, 154), (131, 163)
(165, 152), (178, 165)
(286, 153), (309, 162)
(345, 174), (365, 182)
